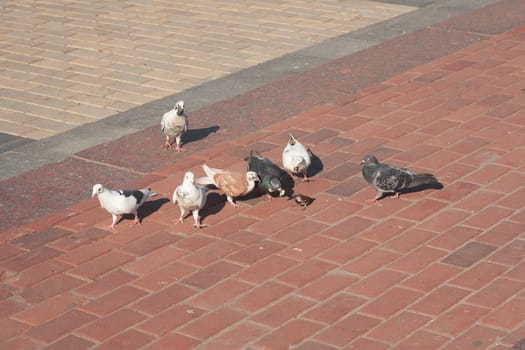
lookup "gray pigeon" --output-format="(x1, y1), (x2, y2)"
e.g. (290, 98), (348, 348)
(92, 184), (156, 230)
(173, 171), (208, 228)
(160, 100), (187, 151)
(361, 154), (439, 202)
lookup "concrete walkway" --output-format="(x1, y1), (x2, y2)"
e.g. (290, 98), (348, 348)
(1, 0), (525, 349)
(0, 0), (415, 140)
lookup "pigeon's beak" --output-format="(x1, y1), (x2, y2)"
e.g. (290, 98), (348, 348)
(360, 160), (365, 165)
(91, 190), (96, 198)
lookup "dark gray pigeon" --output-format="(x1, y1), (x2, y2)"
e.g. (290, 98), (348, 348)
(361, 154), (439, 202)
(246, 150), (286, 200)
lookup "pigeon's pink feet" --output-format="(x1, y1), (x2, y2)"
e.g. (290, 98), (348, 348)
(107, 224), (116, 232)
(129, 217), (140, 226)
(175, 144), (184, 152)
(265, 194), (273, 201)
(366, 198), (377, 203)
(393, 192), (400, 199)
(193, 218), (207, 229)
(160, 141), (171, 149)
(302, 175), (314, 182)
(174, 217), (185, 224)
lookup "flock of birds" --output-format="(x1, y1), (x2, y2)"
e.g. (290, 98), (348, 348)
(92, 100), (441, 231)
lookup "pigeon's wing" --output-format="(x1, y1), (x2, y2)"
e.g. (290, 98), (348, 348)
(202, 164), (224, 186)
(196, 176), (215, 186)
(374, 165), (413, 192)
(247, 151), (258, 172)
(172, 185), (183, 204)
(259, 157), (284, 178)
(214, 171), (248, 197)
(160, 110), (172, 132)
(282, 144), (294, 171)
(102, 190), (143, 214)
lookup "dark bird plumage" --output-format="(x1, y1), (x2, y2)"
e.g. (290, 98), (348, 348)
(246, 150), (286, 199)
(361, 154), (440, 202)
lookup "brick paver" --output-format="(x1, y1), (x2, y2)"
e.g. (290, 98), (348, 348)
(1, 1), (525, 350)
(0, 0), (414, 139)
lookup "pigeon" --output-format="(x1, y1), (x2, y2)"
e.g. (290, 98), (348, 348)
(282, 133), (312, 181)
(92, 184), (156, 231)
(361, 154), (439, 202)
(160, 100), (187, 151)
(247, 150), (286, 200)
(291, 194), (315, 208)
(201, 164), (259, 207)
(173, 171), (208, 228)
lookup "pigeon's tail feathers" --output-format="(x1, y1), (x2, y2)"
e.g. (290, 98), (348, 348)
(202, 164), (215, 179)
(411, 173), (438, 188)
(196, 176), (215, 186)
(288, 133), (297, 145)
(141, 188), (157, 198)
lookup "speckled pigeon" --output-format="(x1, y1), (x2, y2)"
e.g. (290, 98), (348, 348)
(160, 100), (187, 151)
(361, 154), (439, 202)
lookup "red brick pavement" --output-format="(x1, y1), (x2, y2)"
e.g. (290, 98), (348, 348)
(2, 13), (525, 350)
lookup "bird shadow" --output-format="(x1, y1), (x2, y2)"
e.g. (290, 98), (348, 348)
(199, 192), (226, 222)
(398, 181), (444, 196)
(184, 125), (220, 145)
(138, 197), (171, 221)
(307, 151), (323, 178)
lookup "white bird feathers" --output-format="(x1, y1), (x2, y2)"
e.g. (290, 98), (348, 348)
(201, 164), (258, 207)
(161, 100), (187, 151)
(173, 171), (208, 228)
(92, 184), (156, 231)
(282, 133), (312, 181)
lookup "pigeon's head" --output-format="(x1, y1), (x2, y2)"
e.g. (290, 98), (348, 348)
(269, 177), (286, 197)
(175, 100), (185, 115)
(361, 154), (379, 166)
(292, 156), (307, 173)
(183, 171), (195, 185)
(246, 171), (259, 182)
(92, 184), (104, 197)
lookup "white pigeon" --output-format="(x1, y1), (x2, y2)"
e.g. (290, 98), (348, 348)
(201, 164), (258, 207)
(160, 100), (187, 151)
(172, 171), (208, 228)
(92, 184), (156, 231)
(282, 132), (313, 181)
